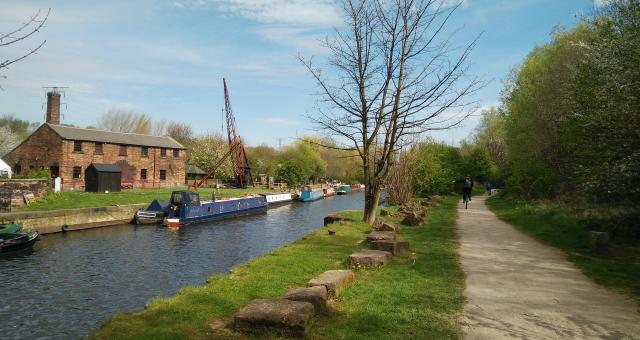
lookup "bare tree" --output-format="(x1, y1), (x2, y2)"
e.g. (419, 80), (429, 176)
(166, 121), (194, 145)
(96, 109), (152, 134)
(1, 8), (50, 89)
(301, 0), (481, 223)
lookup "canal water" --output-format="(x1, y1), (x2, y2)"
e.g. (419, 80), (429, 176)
(0, 193), (364, 340)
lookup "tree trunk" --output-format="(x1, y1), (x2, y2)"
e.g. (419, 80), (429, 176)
(363, 178), (381, 224)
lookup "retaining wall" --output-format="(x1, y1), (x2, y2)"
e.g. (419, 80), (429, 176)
(0, 178), (49, 209)
(0, 203), (147, 234)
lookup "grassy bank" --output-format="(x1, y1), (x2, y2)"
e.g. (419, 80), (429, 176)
(487, 196), (640, 301)
(17, 187), (261, 211)
(91, 196), (463, 339)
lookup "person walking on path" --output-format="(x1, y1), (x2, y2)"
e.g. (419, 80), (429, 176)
(457, 195), (640, 339)
(485, 180), (493, 196)
(462, 175), (473, 203)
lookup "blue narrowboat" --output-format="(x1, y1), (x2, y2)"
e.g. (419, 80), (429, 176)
(164, 190), (267, 227)
(300, 186), (324, 202)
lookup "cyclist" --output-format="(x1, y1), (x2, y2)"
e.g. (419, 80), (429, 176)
(462, 175), (473, 204)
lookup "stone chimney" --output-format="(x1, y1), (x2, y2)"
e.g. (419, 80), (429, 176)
(46, 91), (61, 125)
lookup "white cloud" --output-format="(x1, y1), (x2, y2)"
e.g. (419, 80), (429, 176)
(175, 0), (341, 26)
(594, 0), (611, 6)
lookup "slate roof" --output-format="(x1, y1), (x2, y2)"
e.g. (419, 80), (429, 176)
(90, 163), (122, 173)
(186, 164), (207, 175)
(46, 123), (186, 149)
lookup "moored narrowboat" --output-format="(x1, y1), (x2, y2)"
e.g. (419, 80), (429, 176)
(336, 184), (352, 195)
(260, 192), (293, 205)
(163, 190), (267, 227)
(323, 187), (335, 197)
(300, 186), (324, 202)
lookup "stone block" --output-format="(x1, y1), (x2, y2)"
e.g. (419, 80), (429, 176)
(366, 231), (396, 243)
(234, 299), (315, 336)
(308, 270), (355, 297)
(323, 214), (352, 226)
(401, 212), (424, 226)
(283, 286), (328, 314)
(348, 249), (392, 266)
(375, 222), (397, 232)
(370, 240), (410, 255)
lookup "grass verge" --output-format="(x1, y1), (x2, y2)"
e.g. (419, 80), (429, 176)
(487, 195), (640, 301)
(91, 196), (463, 339)
(17, 187), (261, 211)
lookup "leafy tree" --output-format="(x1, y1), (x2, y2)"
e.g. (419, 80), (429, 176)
(278, 140), (327, 183)
(0, 126), (20, 157)
(0, 114), (38, 140)
(413, 142), (463, 196)
(461, 146), (495, 183)
(473, 107), (508, 173)
(275, 161), (306, 187)
(187, 133), (234, 182)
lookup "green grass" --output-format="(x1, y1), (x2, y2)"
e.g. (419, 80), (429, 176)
(487, 195), (640, 301)
(17, 187), (262, 211)
(91, 196), (464, 339)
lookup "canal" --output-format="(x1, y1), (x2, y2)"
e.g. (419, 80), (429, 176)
(0, 193), (364, 339)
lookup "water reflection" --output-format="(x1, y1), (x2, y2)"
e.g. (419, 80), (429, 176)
(0, 193), (364, 340)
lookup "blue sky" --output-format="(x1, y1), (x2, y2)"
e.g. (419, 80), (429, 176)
(1, 0), (600, 147)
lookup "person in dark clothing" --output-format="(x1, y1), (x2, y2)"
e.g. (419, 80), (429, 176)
(485, 180), (493, 195)
(462, 175), (473, 203)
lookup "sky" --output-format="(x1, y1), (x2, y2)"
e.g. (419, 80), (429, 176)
(1, 0), (601, 147)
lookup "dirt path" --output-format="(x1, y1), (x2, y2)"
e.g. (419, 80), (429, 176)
(457, 195), (640, 340)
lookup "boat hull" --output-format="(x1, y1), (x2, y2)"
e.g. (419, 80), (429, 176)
(300, 189), (324, 202)
(166, 196), (268, 227)
(0, 231), (38, 253)
(323, 188), (335, 197)
(261, 193), (293, 205)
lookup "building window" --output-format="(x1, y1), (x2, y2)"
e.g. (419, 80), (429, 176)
(14, 164), (21, 175)
(160, 148), (167, 158)
(159, 170), (166, 181)
(72, 166), (82, 179)
(73, 141), (82, 153)
(140, 169), (147, 180)
(119, 145), (127, 156)
(95, 143), (103, 155)
(141, 146), (148, 157)
(173, 149), (179, 158)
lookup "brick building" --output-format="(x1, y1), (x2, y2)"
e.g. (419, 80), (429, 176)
(4, 91), (186, 190)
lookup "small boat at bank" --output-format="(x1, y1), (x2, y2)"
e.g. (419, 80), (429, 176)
(323, 187), (335, 197)
(336, 185), (352, 195)
(0, 230), (38, 253)
(350, 184), (363, 191)
(135, 200), (169, 224)
(300, 186), (324, 202)
(0, 223), (22, 234)
(163, 190), (267, 228)
(260, 192), (293, 205)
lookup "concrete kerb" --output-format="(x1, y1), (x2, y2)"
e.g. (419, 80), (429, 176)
(0, 204), (147, 234)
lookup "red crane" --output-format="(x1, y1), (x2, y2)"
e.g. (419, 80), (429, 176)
(188, 78), (253, 190)
(224, 78), (253, 188)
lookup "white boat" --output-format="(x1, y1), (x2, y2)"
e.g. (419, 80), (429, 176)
(261, 192), (293, 205)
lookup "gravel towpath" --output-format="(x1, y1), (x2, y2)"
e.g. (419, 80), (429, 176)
(457, 195), (640, 339)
